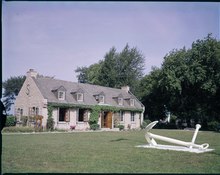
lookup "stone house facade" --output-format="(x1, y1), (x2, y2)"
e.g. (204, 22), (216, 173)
(15, 69), (145, 130)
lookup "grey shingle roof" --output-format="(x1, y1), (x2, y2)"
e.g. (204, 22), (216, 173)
(33, 77), (143, 110)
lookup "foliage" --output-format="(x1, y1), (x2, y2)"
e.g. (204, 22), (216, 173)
(48, 102), (142, 113)
(207, 121), (220, 131)
(118, 125), (124, 131)
(90, 123), (100, 130)
(140, 34), (220, 125)
(140, 119), (151, 129)
(46, 105), (55, 131)
(75, 44), (145, 95)
(2, 76), (26, 111)
(20, 116), (28, 126)
(2, 126), (35, 133)
(89, 105), (100, 130)
(5, 116), (16, 127)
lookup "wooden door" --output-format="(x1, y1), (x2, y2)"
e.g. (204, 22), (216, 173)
(106, 112), (112, 129)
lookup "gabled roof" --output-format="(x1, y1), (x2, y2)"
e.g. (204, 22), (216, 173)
(33, 77), (143, 110)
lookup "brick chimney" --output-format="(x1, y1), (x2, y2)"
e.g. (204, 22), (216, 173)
(26, 69), (38, 78)
(121, 86), (130, 93)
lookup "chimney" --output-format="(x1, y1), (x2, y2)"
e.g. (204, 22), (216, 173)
(26, 69), (38, 78)
(121, 86), (130, 93)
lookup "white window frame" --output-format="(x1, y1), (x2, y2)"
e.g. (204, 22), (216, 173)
(99, 95), (105, 104)
(118, 98), (123, 105)
(58, 91), (65, 100)
(77, 93), (84, 102)
(130, 99), (135, 106)
(120, 111), (124, 122)
(131, 112), (135, 122)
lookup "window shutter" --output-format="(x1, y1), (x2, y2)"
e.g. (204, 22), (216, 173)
(83, 111), (89, 122)
(65, 110), (70, 122)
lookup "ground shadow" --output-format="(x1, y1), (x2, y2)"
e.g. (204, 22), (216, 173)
(110, 138), (129, 142)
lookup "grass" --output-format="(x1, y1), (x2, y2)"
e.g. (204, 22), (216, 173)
(2, 129), (220, 173)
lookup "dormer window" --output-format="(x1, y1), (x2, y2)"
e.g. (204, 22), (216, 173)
(52, 86), (66, 100)
(94, 92), (105, 104)
(71, 88), (84, 102)
(99, 95), (105, 104)
(58, 91), (65, 100)
(130, 99), (135, 106)
(118, 98), (123, 105)
(77, 93), (84, 102)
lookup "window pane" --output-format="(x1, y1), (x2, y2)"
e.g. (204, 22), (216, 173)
(77, 93), (83, 101)
(59, 108), (66, 121)
(118, 98), (123, 105)
(120, 111), (124, 121)
(78, 109), (86, 122)
(58, 91), (65, 100)
(99, 95), (104, 103)
(131, 112), (135, 122)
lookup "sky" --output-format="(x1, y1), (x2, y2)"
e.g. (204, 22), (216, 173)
(2, 1), (220, 83)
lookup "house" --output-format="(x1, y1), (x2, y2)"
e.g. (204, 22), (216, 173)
(15, 69), (145, 130)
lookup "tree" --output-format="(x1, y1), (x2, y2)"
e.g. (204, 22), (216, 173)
(2, 76), (26, 111)
(75, 44), (145, 95)
(75, 66), (89, 83)
(139, 34), (220, 126)
(138, 67), (165, 121)
(97, 47), (118, 87)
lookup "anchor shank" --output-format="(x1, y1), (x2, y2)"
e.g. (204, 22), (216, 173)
(147, 132), (198, 148)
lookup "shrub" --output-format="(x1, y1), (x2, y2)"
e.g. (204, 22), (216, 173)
(2, 126), (35, 133)
(21, 116), (28, 126)
(141, 119), (151, 129)
(5, 116), (16, 127)
(46, 117), (54, 131)
(207, 121), (220, 131)
(118, 125), (124, 131)
(90, 123), (100, 130)
(47, 105), (54, 131)
(89, 106), (100, 130)
(34, 126), (43, 132)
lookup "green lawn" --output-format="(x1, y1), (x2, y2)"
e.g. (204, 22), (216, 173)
(2, 129), (220, 173)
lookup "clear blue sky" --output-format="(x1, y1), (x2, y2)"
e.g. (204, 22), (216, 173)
(2, 1), (220, 82)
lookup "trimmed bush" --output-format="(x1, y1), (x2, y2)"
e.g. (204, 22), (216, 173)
(2, 126), (35, 133)
(5, 116), (16, 127)
(90, 123), (100, 130)
(21, 116), (28, 126)
(118, 125), (124, 131)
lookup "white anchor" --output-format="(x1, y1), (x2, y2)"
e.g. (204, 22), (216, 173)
(136, 121), (214, 153)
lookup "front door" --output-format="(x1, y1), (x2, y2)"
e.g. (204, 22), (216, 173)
(102, 112), (113, 129)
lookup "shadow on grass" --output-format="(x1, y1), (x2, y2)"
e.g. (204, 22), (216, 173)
(208, 151), (220, 156)
(110, 138), (129, 142)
